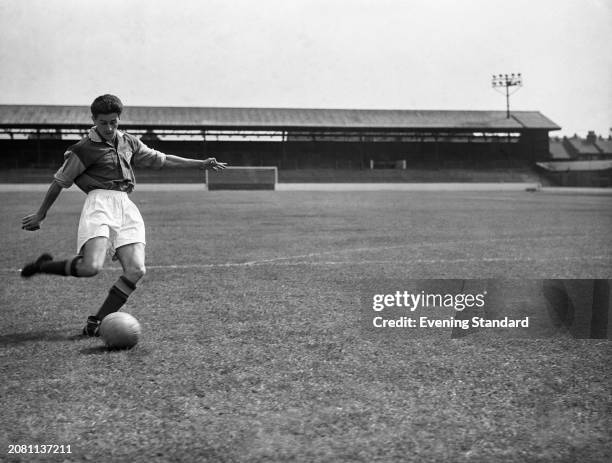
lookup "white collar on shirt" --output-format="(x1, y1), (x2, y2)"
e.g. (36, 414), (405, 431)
(88, 126), (125, 143)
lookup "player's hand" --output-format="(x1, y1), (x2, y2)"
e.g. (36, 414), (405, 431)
(203, 158), (227, 172)
(21, 213), (44, 231)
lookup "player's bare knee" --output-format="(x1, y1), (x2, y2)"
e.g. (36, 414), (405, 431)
(125, 265), (145, 283)
(77, 260), (103, 277)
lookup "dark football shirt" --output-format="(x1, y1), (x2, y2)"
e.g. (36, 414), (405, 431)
(54, 128), (166, 193)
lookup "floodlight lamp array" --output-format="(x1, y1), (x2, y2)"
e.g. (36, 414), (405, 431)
(491, 73), (522, 88)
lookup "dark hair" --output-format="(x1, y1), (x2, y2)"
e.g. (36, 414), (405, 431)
(90, 94), (123, 118)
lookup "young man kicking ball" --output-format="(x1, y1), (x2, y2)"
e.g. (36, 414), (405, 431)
(20, 94), (226, 336)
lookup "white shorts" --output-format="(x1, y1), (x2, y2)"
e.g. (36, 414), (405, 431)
(77, 189), (146, 255)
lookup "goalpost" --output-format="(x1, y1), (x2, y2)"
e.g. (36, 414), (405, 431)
(205, 166), (278, 190)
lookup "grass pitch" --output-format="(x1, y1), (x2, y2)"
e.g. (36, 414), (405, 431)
(1, 189), (611, 462)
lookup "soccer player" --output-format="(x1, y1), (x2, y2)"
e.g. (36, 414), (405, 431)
(20, 94), (227, 336)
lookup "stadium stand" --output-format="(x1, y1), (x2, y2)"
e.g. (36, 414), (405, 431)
(206, 166), (277, 190)
(278, 166), (544, 183)
(541, 132), (612, 185)
(537, 160), (612, 187)
(2, 104), (596, 186)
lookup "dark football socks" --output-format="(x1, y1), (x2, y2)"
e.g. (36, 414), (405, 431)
(39, 256), (82, 276)
(95, 276), (136, 320)
(34, 256), (138, 321)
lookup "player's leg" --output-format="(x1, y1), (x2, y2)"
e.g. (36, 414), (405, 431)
(89, 243), (145, 324)
(71, 237), (113, 336)
(21, 236), (110, 336)
(83, 192), (145, 336)
(21, 236), (108, 278)
(115, 242), (146, 285)
(92, 193), (147, 320)
(21, 190), (112, 278)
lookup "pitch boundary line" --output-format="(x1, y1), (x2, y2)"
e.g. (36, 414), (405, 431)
(5, 235), (607, 273)
(191, 234), (591, 267)
(4, 255), (609, 273)
(145, 255), (611, 269)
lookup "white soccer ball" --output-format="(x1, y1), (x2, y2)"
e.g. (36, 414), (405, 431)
(99, 312), (141, 349)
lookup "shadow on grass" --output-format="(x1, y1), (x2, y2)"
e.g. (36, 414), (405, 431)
(79, 345), (146, 355)
(0, 329), (79, 346)
(79, 345), (113, 355)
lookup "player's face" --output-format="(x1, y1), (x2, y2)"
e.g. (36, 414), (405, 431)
(93, 113), (120, 141)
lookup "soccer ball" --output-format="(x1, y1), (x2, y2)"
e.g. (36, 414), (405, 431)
(99, 312), (141, 349)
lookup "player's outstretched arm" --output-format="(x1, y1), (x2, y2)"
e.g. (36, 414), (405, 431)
(21, 181), (63, 231)
(163, 155), (227, 172)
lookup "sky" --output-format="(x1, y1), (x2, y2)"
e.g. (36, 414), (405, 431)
(0, 0), (610, 137)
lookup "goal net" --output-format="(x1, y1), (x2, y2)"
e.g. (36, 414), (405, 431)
(205, 166), (278, 190)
